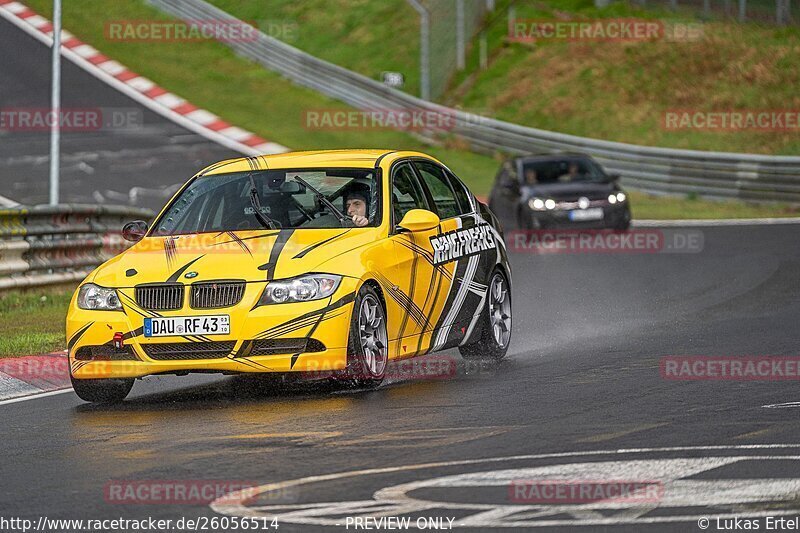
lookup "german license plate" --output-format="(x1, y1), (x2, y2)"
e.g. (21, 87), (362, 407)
(143, 315), (230, 337)
(569, 208), (604, 221)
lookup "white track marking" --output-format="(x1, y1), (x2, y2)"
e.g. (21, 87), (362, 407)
(763, 401), (800, 409)
(212, 445), (800, 528)
(0, 388), (72, 407)
(635, 217), (800, 227)
(0, 193), (20, 207)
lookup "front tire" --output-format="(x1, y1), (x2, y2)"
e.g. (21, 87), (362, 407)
(340, 284), (388, 388)
(71, 375), (134, 403)
(459, 269), (512, 360)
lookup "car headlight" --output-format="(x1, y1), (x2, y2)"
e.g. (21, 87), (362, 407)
(529, 198), (545, 210)
(608, 194), (617, 204)
(616, 192), (627, 202)
(258, 274), (342, 305)
(544, 199), (556, 210)
(77, 283), (122, 311)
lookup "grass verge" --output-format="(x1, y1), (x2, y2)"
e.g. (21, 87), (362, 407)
(0, 288), (73, 358)
(629, 191), (800, 219)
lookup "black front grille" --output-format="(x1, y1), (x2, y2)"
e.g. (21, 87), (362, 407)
(248, 338), (326, 356)
(142, 341), (236, 360)
(135, 284), (184, 311)
(74, 345), (137, 361)
(190, 281), (246, 309)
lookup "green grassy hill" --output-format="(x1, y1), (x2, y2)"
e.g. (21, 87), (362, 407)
(212, 0), (799, 155)
(209, 0), (421, 96)
(449, 0), (800, 155)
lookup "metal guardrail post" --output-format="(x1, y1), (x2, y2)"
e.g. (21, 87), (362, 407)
(456, 0), (466, 70)
(406, 0), (431, 101)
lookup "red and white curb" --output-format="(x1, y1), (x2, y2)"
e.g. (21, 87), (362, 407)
(0, 351), (73, 404)
(0, 0), (289, 156)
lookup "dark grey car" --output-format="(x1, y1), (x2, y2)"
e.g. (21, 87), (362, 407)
(488, 153), (632, 230)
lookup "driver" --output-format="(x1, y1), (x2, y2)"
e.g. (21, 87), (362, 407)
(343, 184), (371, 227)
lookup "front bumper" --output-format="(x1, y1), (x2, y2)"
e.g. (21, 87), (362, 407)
(528, 203), (631, 229)
(67, 279), (357, 380)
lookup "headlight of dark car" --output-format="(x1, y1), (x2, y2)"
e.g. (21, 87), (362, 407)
(529, 198), (556, 210)
(608, 192), (627, 204)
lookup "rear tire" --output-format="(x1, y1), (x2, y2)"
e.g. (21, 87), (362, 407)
(71, 375), (134, 403)
(459, 269), (512, 360)
(339, 284), (388, 388)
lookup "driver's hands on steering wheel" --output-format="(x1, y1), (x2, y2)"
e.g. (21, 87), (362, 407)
(351, 215), (369, 227)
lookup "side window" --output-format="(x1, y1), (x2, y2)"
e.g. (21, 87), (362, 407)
(495, 160), (518, 186)
(391, 163), (429, 225)
(413, 161), (461, 219)
(444, 169), (473, 214)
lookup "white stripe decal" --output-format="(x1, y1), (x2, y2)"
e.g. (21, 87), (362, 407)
(434, 253), (479, 350)
(461, 286), (486, 345)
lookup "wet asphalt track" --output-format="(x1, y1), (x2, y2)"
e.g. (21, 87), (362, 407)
(0, 17), (237, 209)
(3, 224), (800, 531)
(5, 10), (800, 532)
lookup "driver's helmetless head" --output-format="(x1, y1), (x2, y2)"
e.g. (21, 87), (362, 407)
(345, 188), (369, 218)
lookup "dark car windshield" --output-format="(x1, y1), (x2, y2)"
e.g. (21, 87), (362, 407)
(521, 158), (608, 185)
(152, 168), (379, 235)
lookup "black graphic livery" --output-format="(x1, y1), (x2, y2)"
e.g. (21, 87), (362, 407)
(430, 224), (497, 266)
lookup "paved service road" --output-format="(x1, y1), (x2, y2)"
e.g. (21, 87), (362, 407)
(0, 17), (238, 210)
(3, 224), (800, 531)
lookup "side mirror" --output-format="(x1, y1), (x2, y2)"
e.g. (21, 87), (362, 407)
(122, 220), (148, 243)
(607, 173), (621, 182)
(397, 209), (440, 233)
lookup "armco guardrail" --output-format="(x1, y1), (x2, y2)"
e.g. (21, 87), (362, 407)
(0, 205), (153, 290)
(150, 0), (800, 202)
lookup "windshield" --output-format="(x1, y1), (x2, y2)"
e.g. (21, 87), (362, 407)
(521, 158), (608, 185)
(152, 168), (380, 235)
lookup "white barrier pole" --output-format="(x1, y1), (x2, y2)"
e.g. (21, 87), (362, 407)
(49, 0), (61, 205)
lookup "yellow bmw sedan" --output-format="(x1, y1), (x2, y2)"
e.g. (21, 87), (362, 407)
(67, 150), (512, 402)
